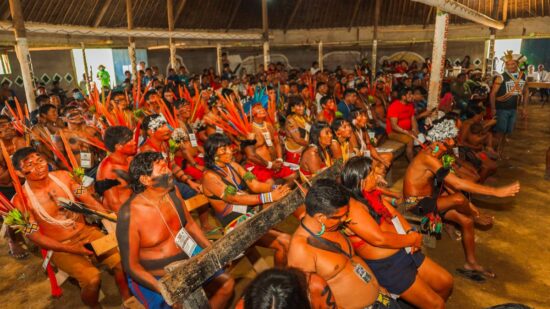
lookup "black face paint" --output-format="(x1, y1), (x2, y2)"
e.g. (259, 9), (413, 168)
(151, 173), (173, 189)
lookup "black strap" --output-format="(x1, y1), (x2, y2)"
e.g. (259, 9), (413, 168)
(300, 219), (352, 259)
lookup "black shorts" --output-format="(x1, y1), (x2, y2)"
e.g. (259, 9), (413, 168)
(407, 196), (437, 216)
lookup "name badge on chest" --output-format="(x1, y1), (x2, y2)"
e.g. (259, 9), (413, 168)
(352, 261), (372, 284)
(262, 131), (273, 147)
(232, 204), (248, 215)
(174, 227), (202, 257)
(188, 133), (198, 147)
(305, 123), (312, 133)
(80, 152), (92, 168)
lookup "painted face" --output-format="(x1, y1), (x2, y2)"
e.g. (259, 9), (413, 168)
(323, 99), (336, 111)
(149, 119), (171, 141)
(322, 205), (349, 232)
(354, 113), (368, 128)
(215, 144), (234, 165)
(505, 60), (518, 73)
(177, 103), (192, 119)
(117, 138), (137, 156)
(252, 105), (267, 119)
(292, 103), (305, 116)
(164, 92), (175, 102)
(113, 95), (129, 110)
(319, 127), (333, 147)
(0, 120), (16, 139)
(18, 153), (49, 181)
(148, 159), (174, 189)
(336, 121), (352, 139)
(65, 109), (85, 125)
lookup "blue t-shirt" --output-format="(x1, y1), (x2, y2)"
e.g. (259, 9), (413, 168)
(337, 101), (354, 121)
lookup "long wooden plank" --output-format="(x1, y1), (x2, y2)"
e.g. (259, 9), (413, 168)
(93, 0), (113, 27)
(158, 163), (343, 305)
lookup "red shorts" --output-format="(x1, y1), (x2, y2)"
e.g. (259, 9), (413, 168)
(176, 155), (205, 181)
(245, 162), (295, 182)
(284, 151), (302, 165)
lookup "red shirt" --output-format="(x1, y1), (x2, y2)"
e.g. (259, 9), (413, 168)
(386, 100), (415, 134)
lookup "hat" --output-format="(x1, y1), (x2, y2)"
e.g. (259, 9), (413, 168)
(500, 50), (527, 64)
(98, 64), (105, 69)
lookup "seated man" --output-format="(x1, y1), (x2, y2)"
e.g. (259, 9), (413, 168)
(12, 147), (130, 308)
(288, 178), (400, 309)
(245, 104), (296, 185)
(386, 88), (419, 161)
(96, 126), (136, 213)
(117, 152), (234, 309)
(404, 119), (520, 281)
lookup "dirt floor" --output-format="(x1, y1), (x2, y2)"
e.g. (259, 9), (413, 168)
(1, 100), (549, 309)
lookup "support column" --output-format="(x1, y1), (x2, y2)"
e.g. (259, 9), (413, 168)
(427, 9), (449, 111)
(371, 0), (381, 82)
(167, 0), (177, 70)
(8, 0), (36, 110)
(486, 33), (496, 75)
(126, 0), (137, 79)
(216, 44), (222, 76)
(318, 41), (323, 72)
(80, 42), (91, 95)
(261, 0), (270, 71)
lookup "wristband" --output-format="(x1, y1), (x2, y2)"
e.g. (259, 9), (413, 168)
(275, 158), (283, 163)
(267, 161), (273, 169)
(391, 198), (397, 206)
(259, 192), (273, 204)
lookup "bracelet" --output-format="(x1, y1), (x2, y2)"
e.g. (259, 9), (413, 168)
(391, 198), (397, 206)
(275, 158), (283, 163)
(259, 192), (273, 204)
(266, 161), (273, 169)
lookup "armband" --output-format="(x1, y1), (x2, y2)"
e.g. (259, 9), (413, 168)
(223, 185), (237, 198)
(243, 171), (256, 181)
(266, 161), (273, 169)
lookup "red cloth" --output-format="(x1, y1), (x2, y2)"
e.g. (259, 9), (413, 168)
(439, 92), (454, 112)
(175, 155), (205, 181)
(386, 100), (415, 134)
(363, 189), (393, 223)
(285, 151), (302, 165)
(245, 162), (294, 182)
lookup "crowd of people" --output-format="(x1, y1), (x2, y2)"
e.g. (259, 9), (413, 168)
(0, 49), (540, 309)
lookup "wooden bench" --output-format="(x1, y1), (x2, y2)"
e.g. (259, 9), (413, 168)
(375, 139), (406, 186)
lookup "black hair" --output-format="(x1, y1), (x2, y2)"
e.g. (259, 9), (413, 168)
(465, 105), (484, 119)
(111, 90), (125, 98)
(286, 96), (304, 116)
(319, 95), (333, 107)
(340, 156), (381, 223)
(398, 87), (412, 99)
(305, 178), (349, 217)
(144, 90), (158, 101)
(38, 104), (57, 116)
(221, 88), (234, 98)
(141, 114), (161, 131)
(0, 115), (11, 122)
(307, 122), (333, 164)
(343, 89), (356, 97)
(330, 118), (349, 135)
(128, 151), (164, 193)
(316, 82), (326, 91)
(12, 147), (39, 171)
(243, 268), (311, 309)
(173, 99), (190, 109)
(62, 105), (79, 116)
(204, 133), (232, 170)
(104, 126), (133, 152)
(35, 95), (50, 106)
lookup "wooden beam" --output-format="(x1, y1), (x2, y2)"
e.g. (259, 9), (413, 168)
(262, 0), (270, 69)
(410, 0), (505, 29)
(158, 164), (343, 305)
(173, 0), (187, 27)
(502, 0), (509, 22)
(424, 6), (434, 28)
(167, 0), (177, 69)
(348, 0), (362, 31)
(284, 0), (303, 33)
(372, 0), (381, 81)
(126, 0), (137, 78)
(225, 0), (243, 32)
(94, 0), (113, 27)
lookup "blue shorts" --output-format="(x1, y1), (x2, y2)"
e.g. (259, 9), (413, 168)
(494, 109), (517, 134)
(175, 181), (197, 199)
(128, 276), (171, 309)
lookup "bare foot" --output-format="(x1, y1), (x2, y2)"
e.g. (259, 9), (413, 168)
(474, 213), (494, 226)
(464, 263), (496, 279)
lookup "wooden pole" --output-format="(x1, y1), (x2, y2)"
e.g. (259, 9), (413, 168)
(8, 0), (36, 111)
(410, 0), (504, 29)
(487, 0), (499, 75)
(216, 43), (222, 76)
(158, 164), (342, 305)
(167, 0), (177, 70)
(126, 0), (137, 80)
(261, 0), (270, 71)
(427, 9), (449, 111)
(371, 0), (381, 82)
(318, 41), (323, 72)
(81, 42), (91, 95)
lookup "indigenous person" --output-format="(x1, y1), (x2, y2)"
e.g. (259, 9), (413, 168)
(350, 110), (392, 176)
(30, 104), (63, 168)
(299, 122), (336, 181)
(202, 134), (291, 265)
(12, 147), (130, 308)
(337, 89), (358, 121)
(373, 78), (390, 130)
(139, 114), (201, 198)
(173, 99), (205, 180)
(110, 91), (137, 128)
(341, 157), (453, 308)
(117, 152), (234, 309)
(330, 118), (357, 162)
(288, 179), (400, 309)
(245, 104), (296, 185)
(403, 119), (520, 281)
(387, 88), (419, 162)
(316, 96), (337, 125)
(284, 96), (310, 165)
(489, 51), (529, 158)
(96, 126), (136, 213)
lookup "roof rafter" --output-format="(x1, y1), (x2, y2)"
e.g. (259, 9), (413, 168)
(93, 0), (113, 27)
(225, 0), (243, 32)
(173, 0), (187, 27)
(348, 0), (362, 31)
(284, 0), (303, 33)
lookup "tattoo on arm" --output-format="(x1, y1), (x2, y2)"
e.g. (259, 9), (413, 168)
(321, 285), (337, 309)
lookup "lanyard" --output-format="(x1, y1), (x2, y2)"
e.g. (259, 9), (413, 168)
(300, 219), (352, 259)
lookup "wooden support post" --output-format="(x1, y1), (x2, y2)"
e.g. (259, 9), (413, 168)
(158, 164), (342, 305)
(372, 0), (381, 82)
(8, 0), (37, 111)
(261, 0), (270, 71)
(81, 42), (91, 95)
(427, 9), (449, 111)
(318, 41), (323, 72)
(216, 44), (222, 76)
(126, 0), (137, 79)
(167, 0), (177, 70)
(487, 0), (499, 75)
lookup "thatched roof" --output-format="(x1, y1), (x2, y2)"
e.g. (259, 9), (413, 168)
(0, 0), (548, 31)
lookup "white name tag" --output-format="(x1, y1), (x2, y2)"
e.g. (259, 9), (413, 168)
(367, 109), (373, 120)
(174, 227), (201, 257)
(453, 147), (459, 157)
(80, 152), (92, 168)
(352, 262), (372, 283)
(262, 131), (273, 147)
(364, 150), (371, 158)
(189, 133), (198, 147)
(305, 123), (311, 132)
(391, 216), (411, 254)
(82, 175), (94, 188)
(215, 126), (224, 134)
(368, 131), (375, 140)
(232, 205), (248, 214)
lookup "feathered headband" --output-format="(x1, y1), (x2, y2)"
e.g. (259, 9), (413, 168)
(243, 87), (269, 114)
(500, 50), (527, 64)
(426, 119), (458, 142)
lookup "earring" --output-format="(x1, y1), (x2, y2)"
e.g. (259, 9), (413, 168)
(316, 223), (326, 236)
(432, 145), (440, 154)
(215, 155), (220, 161)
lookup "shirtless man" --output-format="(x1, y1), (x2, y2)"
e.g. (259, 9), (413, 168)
(288, 179), (399, 308)
(12, 147), (130, 308)
(110, 91), (137, 128)
(373, 78), (390, 130)
(245, 104), (296, 185)
(59, 106), (104, 177)
(31, 104), (62, 168)
(174, 99), (205, 180)
(139, 114), (201, 198)
(117, 152), (234, 308)
(404, 119), (520, 280)
(144, 90), (162, 115)
(316, 96), (336, 125)
(96, 126), (136, 213)
(0, 116), (29, 259)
